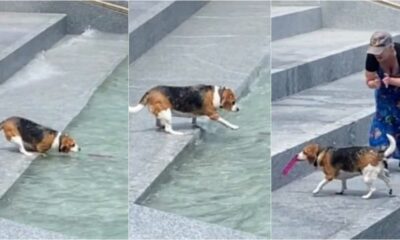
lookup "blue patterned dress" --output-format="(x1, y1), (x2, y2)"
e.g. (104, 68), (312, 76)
(369, 68), (400, 158)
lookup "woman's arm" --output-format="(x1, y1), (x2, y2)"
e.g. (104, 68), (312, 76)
(365, 70), (381, 89)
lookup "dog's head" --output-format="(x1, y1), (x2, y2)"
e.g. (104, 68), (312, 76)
(220, 88), (239, 112)
(59, 134), (80, 153)
(297, 144), (321, 165)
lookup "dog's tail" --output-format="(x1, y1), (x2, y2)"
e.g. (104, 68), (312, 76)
(129, 91), (149, 113)
(378, 134), (396, 178)
(384, 134), (396, 158)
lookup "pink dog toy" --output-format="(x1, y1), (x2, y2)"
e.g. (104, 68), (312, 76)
(282, 155), (298, 175)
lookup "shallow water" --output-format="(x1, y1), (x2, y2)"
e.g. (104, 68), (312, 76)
(141, 68), (270, 237)
(0, 60), (128, 239)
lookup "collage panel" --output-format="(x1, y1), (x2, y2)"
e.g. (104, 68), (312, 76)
(271, 1), (400, 239)
(0, 1), (128, 239)
(129, 0), (270, 239)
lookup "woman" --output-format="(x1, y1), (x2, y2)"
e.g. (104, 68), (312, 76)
(365, 31), (400, 162)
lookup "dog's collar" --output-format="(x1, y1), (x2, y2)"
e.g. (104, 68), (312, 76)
(218, 86), (225, 104)
(58, 134), (64, 152)
(314, 147), (332, 167)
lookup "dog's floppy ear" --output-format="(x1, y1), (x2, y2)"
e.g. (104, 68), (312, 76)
(60, 145), (68, 153)
(58, 134), (69, 153)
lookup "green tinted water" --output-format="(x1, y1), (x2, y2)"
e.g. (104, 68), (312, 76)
(141, 68), (270, 237)
(0, 61), (128, 239)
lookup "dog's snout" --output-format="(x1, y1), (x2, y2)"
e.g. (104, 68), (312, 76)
(78, 147), (82, 151)
(237, 107), (240, 112)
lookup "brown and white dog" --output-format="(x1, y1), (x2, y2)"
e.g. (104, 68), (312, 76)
(297, 134), (396, 199)
(129, 85), (239, 135)
(0, 116), (80, 156)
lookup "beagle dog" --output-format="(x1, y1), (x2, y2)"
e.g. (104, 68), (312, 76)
(0, 116), (80, 156)
(297, 134), (396, 199)
(129, 85), (239, 135)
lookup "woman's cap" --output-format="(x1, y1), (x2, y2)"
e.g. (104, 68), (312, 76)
(367, 31), (393, 55)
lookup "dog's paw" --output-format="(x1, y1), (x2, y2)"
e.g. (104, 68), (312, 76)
(389, 189), (393, 196)
(335, 191), (344, 195)
(230, 125), (239, 130)
(361, 193), (373, 199)
(169, 131), (184, 135)
(23, 152), (34, 157)
(312, 189), (320, 195)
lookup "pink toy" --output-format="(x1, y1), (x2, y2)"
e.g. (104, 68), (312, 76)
(282, 155), (298, 175)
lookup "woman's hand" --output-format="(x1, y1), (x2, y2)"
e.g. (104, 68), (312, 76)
(383, 73), (391, 88)
(382, 75), (400, 87)
(365, 70), (381, 89)
(367, 79), (381, 89)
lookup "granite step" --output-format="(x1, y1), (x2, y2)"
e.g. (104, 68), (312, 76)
(0, 218), (68, 239)
(130, 204), (258, 239)
(129, 1), (207, 62)
(271, 6), (321, 41)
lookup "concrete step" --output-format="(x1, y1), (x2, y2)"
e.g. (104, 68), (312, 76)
(0, 12), (66, 84)
(130, 204), (258, 239)
(129, 1), (268, 237)
(271, 6), (322, 41)
(272, 1), (320, 6)
(271, 28), (400, 100)
(0, 2), (127, 34)
(272, 160), (400, 239)
(107, 1), (128, 8)
(0, 218), (67, 239)
(129, 1), (207, 62)
(271, 71), (375, 190)
(320, 1), (400, 32)
(0, 30), (127, 199)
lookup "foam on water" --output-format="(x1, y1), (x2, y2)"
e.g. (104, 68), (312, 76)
(0, 51), (62, 92)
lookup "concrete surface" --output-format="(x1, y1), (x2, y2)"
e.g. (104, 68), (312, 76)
(129, 1), (207, 62)
(272, 1), (320, 6)
(129, 1), (162, 21)
(109, 1), (128, 8)
(272, 6), (321, 41)
(129, 1), (268, 237)
(272, 28), (381, 100)
(272, 160), (400, 239)
(0, 1), (127, 34)
(272, 71), (374, 189)
(130, 205), (259, 239)
(321, 0), (400, 32)
(0, 31), (127, 200)
(0, 218), (68, 239)
(353, 198), (400, 239)
(0, 12), (66, 84)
